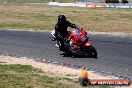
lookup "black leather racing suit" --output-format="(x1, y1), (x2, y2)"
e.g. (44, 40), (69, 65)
(54, 20), (77, 49)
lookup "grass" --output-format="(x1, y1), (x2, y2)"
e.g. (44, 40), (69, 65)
(0, 0), (76, 3)
(0, 64), (42, 73)
(0, 64), (113, 88)
(0, 4), (131, 33)
(0, 64), (72, 88)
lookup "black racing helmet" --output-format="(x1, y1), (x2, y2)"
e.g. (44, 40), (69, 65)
(58, 15), (66, 22)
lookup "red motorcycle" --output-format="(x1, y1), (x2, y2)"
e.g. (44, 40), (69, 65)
(51, 27), (97, 58)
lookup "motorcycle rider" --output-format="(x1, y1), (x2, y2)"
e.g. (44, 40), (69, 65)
(54, 15), (77, 50)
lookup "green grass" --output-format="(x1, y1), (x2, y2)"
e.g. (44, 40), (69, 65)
(0, 4), (131, 33)
(0, 64), (73, 88)
(0, 23), (45, 30)
(0, 64), (112, 88)
(0, 64), (42, 73)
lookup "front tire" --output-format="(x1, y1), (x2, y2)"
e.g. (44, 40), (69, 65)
(85, 45), (97, 58)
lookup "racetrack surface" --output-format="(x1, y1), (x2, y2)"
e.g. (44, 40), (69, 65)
(0, 29), (132, 80)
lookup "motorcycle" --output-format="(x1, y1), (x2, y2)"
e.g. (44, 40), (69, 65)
(51, 27), (97, 58)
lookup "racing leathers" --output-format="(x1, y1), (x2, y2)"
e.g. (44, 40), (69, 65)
(54, 20), (77, 50)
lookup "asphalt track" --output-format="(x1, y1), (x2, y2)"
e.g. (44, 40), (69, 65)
(0, 29), (132, 79)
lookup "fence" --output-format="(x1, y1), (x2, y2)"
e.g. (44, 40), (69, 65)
(49, 1), (132, 8)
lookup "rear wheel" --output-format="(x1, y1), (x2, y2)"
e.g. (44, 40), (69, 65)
(85, 45), (97, 58)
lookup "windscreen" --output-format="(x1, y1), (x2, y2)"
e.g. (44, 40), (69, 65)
(72, 28), (81, 36)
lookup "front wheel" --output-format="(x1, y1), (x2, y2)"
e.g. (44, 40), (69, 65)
(85, 45), (97, 58)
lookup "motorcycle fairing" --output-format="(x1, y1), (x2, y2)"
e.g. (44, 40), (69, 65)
(85, 42), (91, 47)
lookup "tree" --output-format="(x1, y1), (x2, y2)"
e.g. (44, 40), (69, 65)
(122, 0), (128, 3)
(105, 0), (119, 3)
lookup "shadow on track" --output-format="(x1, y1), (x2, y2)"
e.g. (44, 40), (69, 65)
(60, 52), (98, 59)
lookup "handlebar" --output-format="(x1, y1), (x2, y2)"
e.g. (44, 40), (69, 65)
(75, 27), (83, 31)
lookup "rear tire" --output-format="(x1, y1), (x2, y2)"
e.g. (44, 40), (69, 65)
(85, 45), (97, 58)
